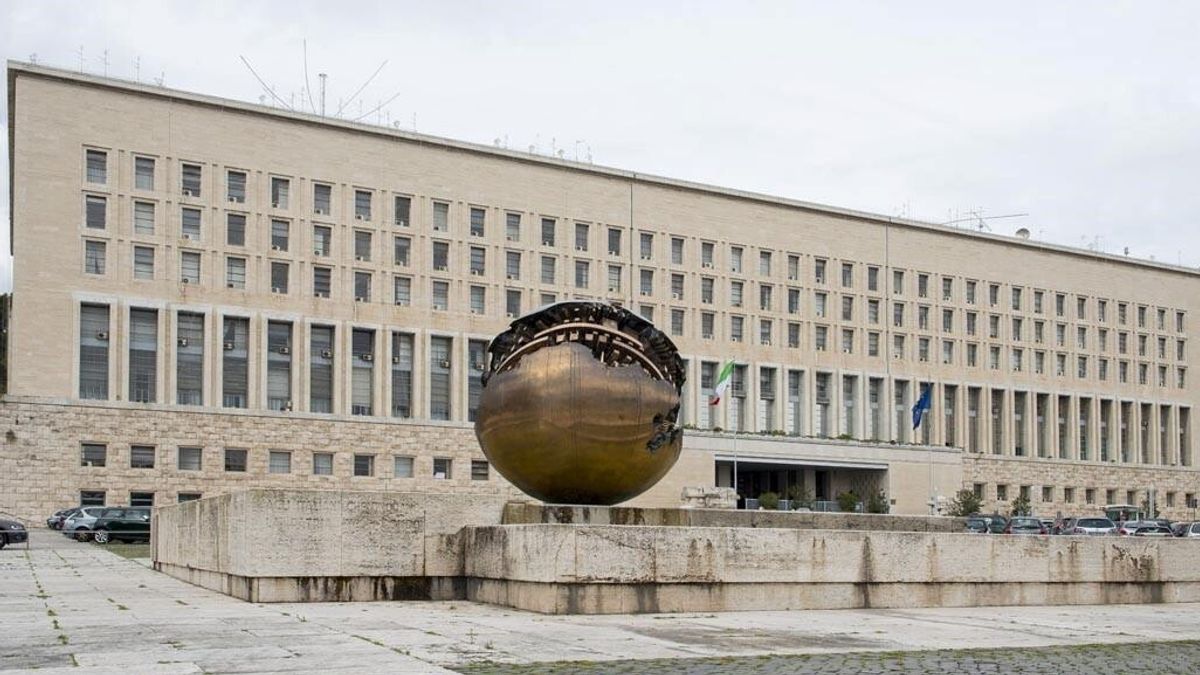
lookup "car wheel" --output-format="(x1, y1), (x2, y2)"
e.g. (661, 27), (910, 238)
(93, 529), (110, 544)
(74, 529), (91, 542)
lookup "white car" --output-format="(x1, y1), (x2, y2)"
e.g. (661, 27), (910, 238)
(61, 507), (108, 541)
(1182, 523), (1200, 538)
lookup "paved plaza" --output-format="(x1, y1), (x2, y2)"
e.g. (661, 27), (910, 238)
(3, 529), (1200, 674)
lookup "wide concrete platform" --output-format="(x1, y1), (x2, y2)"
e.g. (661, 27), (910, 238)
(153, 489), (1200, 613)
(7, 529), (1200, 674)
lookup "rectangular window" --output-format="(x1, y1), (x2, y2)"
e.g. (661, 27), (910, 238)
(79, 304), (110, 400)
(80, 491), (106, 506)
(814, 259), (827, 284)
(134, 201), (155, 234)
(313, 226), (332, 258)
(134, 156), (155, 190)
(468, 339), (488, 421)
(312, 183), (334, 216)
(641, 269), (654, 296)
(130, 445), (155, 469)
(176, 312), (204, 405)
(575, 222), (590, 251)
(224, 448), (248, 472)
(505, 212), (521, 241)
(671, 309), (685, 336)
(271, 219), (289, 251)
(433, 457), (453, 479)
(391, 332), (414, 418)
(268, 451), (291, 474)
(729, 246), (743, 273)
(575, 261), (590, 289)
(181, 162), (202, 197)
(129, 308), (158, 403)
(841, 262), (853, 287)
(641, 232), (655, 260)
(86, 149), (107, 184)
(541, 256), (557, 284)
(178, 446), (202, 471)
(313, 266), (332, 297)
(180, 207), (201, 240)
(354, 189), (372, 220)
(430, 336), (453, 420)
(81, 443), (107, 467)
(311, 325), (334, 413)
(226, 170), (247, 203)
(267, 321), (293, 411)
(470, 207), (485, 236)
(394, 196), (411, 226)
(671, 237), (684, 265)
(226, 213), (246, 246)
(607, 228), (622, 255)
(506, 289), (521, 317)
(84, 240), (106, 274)
(432, 280), (450, 310)
(394, 275), (412, 306)
(394, 455), (415, 478)
(271, 262), (289, 294)
(354, 271), (372, 302)
(433, 201), (450, 232)
(133, 246), (154, 280)
(270, 176), (290, 209)
(394, 236), (411, 266)
(313, 452), (334, 475)
(351, 329), (375, 415)
(471, 460), (490, 481)
(469, 285), (486, 314)
(225, 256), (246, 289)
(541, 217), (556, 246)
(355, 230), (372, 261)
(85, 194), (108, 228)
(222, 316), (249, 408)
(432, 241), (450, 271)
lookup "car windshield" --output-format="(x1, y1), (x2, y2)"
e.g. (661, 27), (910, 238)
(1011, 518), (1040, 526)
(1077, 518), (1113, 528)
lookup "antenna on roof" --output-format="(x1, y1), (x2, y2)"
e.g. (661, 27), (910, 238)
(239, 55), (294, 111)
(302, 40), (317, 114)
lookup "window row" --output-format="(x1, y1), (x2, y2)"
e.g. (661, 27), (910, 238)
(971, 483), (1198, 511)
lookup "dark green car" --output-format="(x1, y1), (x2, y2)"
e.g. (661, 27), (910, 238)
(91, 507), (151, 544)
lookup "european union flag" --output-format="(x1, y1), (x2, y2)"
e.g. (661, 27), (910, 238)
(912, 385), (932, 430)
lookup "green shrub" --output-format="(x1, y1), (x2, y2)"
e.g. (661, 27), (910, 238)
(866, 491), (890, 514)
(946, 489), (983, 517)
(836, 491), (860, 512)
(786, 484), (814, 509)
(757, 491), (780, 510)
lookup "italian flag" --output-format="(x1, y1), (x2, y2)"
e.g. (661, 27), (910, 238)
(709, 361), (735, 405)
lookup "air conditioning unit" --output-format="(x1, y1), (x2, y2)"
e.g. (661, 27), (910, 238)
(470, 308), (483, 315)
(640, 290), (651, 296)
(182, 233), (195, 240)
(361, 354), (374, 362)
(506, 235), (518, 242)
(731, 336), (742, 343)
(314, 249), (325, 256)
(177, 337), (188, 347)
(392, 356), (401, 364)
(228, 196), (240, 203)
(640, 255), (652, 261)
(506, 274), (518, 280)
(182, 189), (195, 197)
(315, 291), (330, 298)
(439, 359), (451, 368)
(227, 282), (237, 288)
(355, 255), (367, 262)
(702, 332), (713, 339)
(321, 349), (333, 358)
(355, 214), (366, 221)
(788, 275), (798, 281)
(355, 296), (367, 302)
(608, 286), (618, 293)
(543, 240), (554, 246)
(181, 278), (190, 284)
(702, 262), (713, 269)
(395, 219), (407, 227)
(762, 339), (772, 346)
(470, 269), (483, 276)
(279, 346), (290, 355)
(272, 201), (283, 209)
(271, 245), (282, 251)
(506, 311), (517, 318)
(672, 293), (681, 300)
(732, 302), (742, 308)
(223, 341), (234, 351)
(576, 245), (587, 251)
(315, 208), (328, 215)
(434, 265), (448, 272)
(96, 331), (109, 341)
(474, 363), (485, 371)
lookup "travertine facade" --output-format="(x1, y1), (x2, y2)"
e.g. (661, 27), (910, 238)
(3, 61), (1198, 522)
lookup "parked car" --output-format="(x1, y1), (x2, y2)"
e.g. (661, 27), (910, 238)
(90, 507), (151, 544)
(1070, 517), (1117, 535)
(1053, 517), (1078, 535)
(46, 507), (80, 530)
(0, 519), (29, 549)
(1116, 520), (1160, 536)
(1180, 523), (1200, 538)
(984, 515), (1009, 534)
(1131, 525), (1174, 537)
(62, 506), (108, 541)
(1039, 518), (1054, 531)
(965, 517), (991, 534)
(1004, 516), (1047, 535)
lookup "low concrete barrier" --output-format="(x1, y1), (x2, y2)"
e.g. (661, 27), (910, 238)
(152, 489), (1200, 612)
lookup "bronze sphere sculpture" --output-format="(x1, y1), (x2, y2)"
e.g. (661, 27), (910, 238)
(473, 301), (685, 505)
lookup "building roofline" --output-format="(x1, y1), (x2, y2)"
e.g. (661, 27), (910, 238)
(7, 59), (1198, 278)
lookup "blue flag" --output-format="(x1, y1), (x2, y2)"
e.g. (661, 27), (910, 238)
(912, 385), (932, 430)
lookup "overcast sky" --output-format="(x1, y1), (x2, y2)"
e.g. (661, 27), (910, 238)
(3, 1), (1199, 292)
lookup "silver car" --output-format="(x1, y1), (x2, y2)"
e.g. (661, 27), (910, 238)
(62, 507), (108, 541)
(1182, 523), (1200, 538)
(1069, 517), (1116, 535)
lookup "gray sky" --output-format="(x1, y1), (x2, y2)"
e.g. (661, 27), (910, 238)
(3, 1), (1199, 292)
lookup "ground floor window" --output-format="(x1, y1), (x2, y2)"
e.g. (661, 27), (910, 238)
(471, 460), (489, 481)
(80, 490), (105, 506)
(177, 493), (202, 503)
(130, 492), (155, 507)
(433, 457), (452, 479)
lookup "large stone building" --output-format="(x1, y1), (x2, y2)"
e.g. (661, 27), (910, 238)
(2, 61), (1197, 522)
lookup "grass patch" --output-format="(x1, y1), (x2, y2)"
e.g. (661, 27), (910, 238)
(103, 543), (151, 560)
